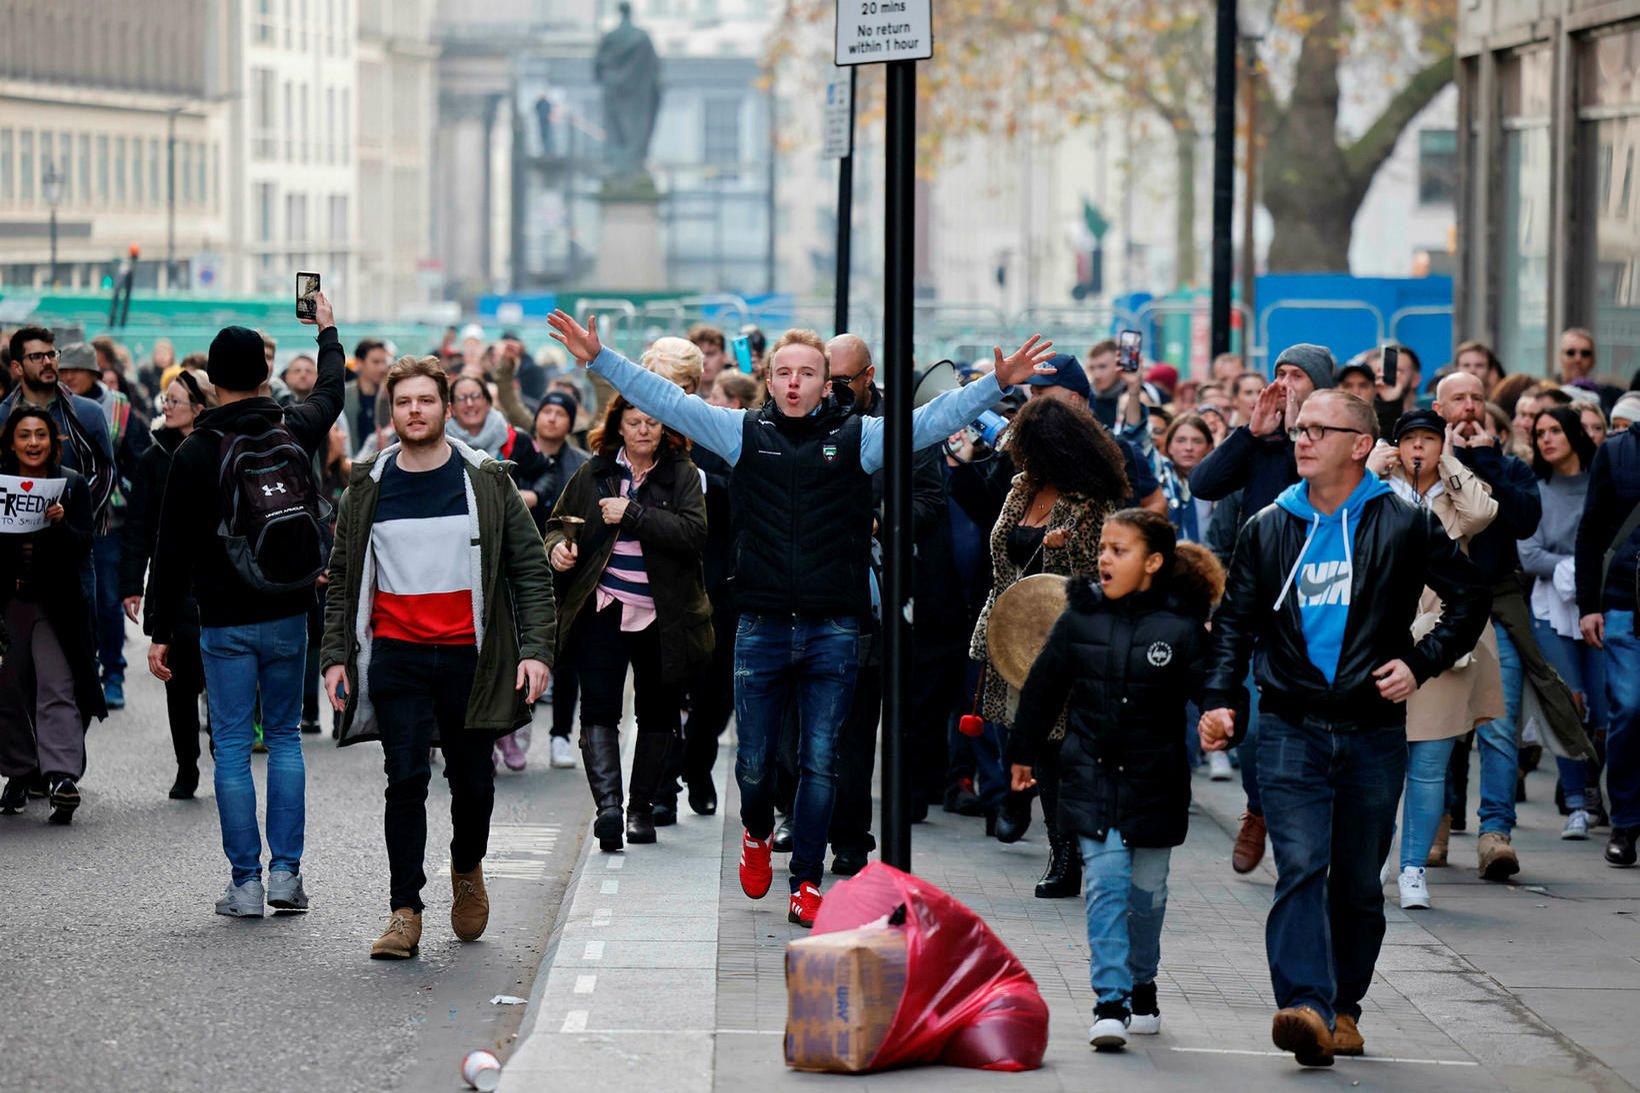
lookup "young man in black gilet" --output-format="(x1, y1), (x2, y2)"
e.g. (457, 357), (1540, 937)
(547, 311), (1054, 926)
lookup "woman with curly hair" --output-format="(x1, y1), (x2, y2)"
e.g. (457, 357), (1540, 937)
(968, 395), (1130, 896)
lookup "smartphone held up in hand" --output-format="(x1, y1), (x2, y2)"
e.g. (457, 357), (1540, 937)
(295, 271), (321, 320)
(1118, 329), (1143, 372)
(732, 335), (755, 375)
(1380, 344), (1399, 388)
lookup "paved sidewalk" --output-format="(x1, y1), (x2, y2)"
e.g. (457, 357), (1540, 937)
(504, 747), (1639, 1092)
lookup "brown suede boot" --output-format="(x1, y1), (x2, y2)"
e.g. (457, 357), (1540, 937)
(370, 908), (422, 959)
(1271, 1006), (1334, 1067)
(1232, 812), (1267, 874)
(1332, 1014), (1364, 1056)
(1426, 814), (1451, 867)
(1477, 832), (1520, 881)
(451, 865), (490, 941)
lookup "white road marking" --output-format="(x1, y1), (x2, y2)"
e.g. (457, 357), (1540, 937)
(574, 975), (597, 995)
(1169, 1047), (1478, 1067)
(600, 879), (619, 895)
(605, 857), (624, 870)
(592, 907), (612, 926)
(582, 940), (605, 962)
(560, 1010), (588, 1033)
(435, 823), (561, 880)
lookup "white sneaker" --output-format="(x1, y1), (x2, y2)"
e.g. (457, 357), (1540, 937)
(1398, 866), (1430, 910)
(1206, 750), (1234, 781)
(1128, 1011), (1161, 1036)
(1562, 809), (1591, 840)
(1380, 856), (1394, 888)
(1089, 1010), (1130, 1050)
(549, 736), (577, 769)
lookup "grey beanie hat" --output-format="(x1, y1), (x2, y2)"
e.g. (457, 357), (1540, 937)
(57, 341), (100, 372)
(1273, 343), (1336, 391)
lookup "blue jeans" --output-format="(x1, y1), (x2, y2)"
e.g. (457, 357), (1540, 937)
(1237, 665), (1262, 814)
(733, 613), (860, 891)
(1604, 610), (1640, 828)
(1258, 712), (1406, 1024)
(1534, 617), (1606, 811)
(91, 531), (126, 679)
(199, 615), (309, 884)
(1401, 738), (1456, 869)
(1079, 830), (1171, 1007)
(1476, 623), (1521, 836)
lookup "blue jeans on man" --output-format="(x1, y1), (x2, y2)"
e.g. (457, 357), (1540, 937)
(733, 614), (860, 891)
(1079, 829), (1171, 1006)
(199, 615), (308, 884)
(1475, 623), (1521, 835)
(1604, 610), (1640, 829)
(91, 532), (126, 682)
(1258, 711), (1406, 1024)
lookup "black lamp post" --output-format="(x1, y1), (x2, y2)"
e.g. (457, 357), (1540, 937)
(43, 159), (65, 288)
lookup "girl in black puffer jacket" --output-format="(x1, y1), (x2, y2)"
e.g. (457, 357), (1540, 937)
(1007, 508), (1225, 1051)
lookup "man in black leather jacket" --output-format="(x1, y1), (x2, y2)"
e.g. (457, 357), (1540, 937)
(1198, 390), (1487, 1068)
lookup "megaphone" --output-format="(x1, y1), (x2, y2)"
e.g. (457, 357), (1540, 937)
(912, 359), (960, 409)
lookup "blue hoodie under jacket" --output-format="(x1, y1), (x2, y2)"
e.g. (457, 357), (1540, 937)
(1272, 473), (1395, 684)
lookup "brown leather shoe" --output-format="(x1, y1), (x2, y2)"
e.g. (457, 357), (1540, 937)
(1477, 831), (1520, 881)
(451, 865), (490, 941)
(1271, 1006), (1334, 1067)
(1426, 814), (1451, 867)
(1332, 1014), (1364, 1056)
(370, 908), (422, 959)
(1232, 812), (1267, 874)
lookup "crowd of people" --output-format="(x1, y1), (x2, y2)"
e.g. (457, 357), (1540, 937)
(2, 303), (1639, 1067)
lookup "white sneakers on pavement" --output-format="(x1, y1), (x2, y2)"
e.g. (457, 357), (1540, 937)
(549, 736), (577, 769)
(1398, 866), (1430, 910)
(1206, 750), (1234, 781)
(1562, 809), (1591, 840)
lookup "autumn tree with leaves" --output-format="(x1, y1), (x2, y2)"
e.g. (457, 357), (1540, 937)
(771, 0), (1454, 279)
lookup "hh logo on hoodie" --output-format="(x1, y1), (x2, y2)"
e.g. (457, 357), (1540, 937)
(1297, 560), (1352, 607)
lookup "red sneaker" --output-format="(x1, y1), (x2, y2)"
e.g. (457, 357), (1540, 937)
(788, 881), (822, 928)
(739, 829), (773, 899)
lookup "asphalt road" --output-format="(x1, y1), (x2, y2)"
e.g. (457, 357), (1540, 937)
(0, 630), (590, 1092)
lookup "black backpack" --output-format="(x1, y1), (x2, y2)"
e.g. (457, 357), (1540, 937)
(212, 421), (332, 593)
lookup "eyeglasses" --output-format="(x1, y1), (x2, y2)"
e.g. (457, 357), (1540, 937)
(1563, 347), (1594, 358)
(24, 349), (60, 364)
(1289, 424), (1365, 443)
(454, 392), (487, 404)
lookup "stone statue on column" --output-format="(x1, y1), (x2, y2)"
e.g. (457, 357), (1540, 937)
(594, 2), (661, 195)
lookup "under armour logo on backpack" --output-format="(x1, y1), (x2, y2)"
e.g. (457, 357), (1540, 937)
(261, 482), (288, 497)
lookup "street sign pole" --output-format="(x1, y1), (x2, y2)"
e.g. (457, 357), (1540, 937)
(828, 68), (858, 336)
(1210, 0), (1237, 357)
(836, 0), (932, 874)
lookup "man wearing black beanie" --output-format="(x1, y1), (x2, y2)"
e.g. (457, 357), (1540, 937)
(145, 294), (346, 919)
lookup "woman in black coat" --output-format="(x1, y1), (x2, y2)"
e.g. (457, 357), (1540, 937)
(1006, 508), (1226, 1046)
(544, 395), (712, 852)
(120, 371), (212, 798)
(0, 406), (106, 823)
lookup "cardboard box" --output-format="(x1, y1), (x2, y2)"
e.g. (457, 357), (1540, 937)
(784, 925), (909, 1073)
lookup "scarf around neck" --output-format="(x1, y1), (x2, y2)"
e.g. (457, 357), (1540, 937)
(446, 407), (510, 459)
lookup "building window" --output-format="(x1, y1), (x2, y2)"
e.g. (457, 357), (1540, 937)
(150, 138), (161, 204)
(284, 81), (295, 161)
(114, 136), (127, 204)
(300, 84), (310, 163)
(1496, 47), (1552, 375)
(258, 182), (276, 242)
(196, 142), (207, 205)
(1578, 27), (1640, 380)
(0, 130), (12, 204)
(340, 89), (351, 161)
(255, 0), (274, 43)
(19, 130), (34, 202)
(58, 133), (73, 208)
(326, 87), (336, 163)
(1418, 128), (1457, 205)
(79, 134), (91, 204)
(703, 99), (740, 179)
(180, 141), (193, 205)
(254, 68), (278, 159)
(329, 194), (348, 238)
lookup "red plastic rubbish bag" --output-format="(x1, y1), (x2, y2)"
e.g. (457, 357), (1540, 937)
(803, 862), (1049, 1072)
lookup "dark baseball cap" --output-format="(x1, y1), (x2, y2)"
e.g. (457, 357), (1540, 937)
(1023, 353), (1091, 400)
(1392, 408), (1445, 444)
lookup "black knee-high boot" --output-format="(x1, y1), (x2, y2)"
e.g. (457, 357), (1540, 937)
(626, 733), (670, 845)
(581, 725), (624, 852)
